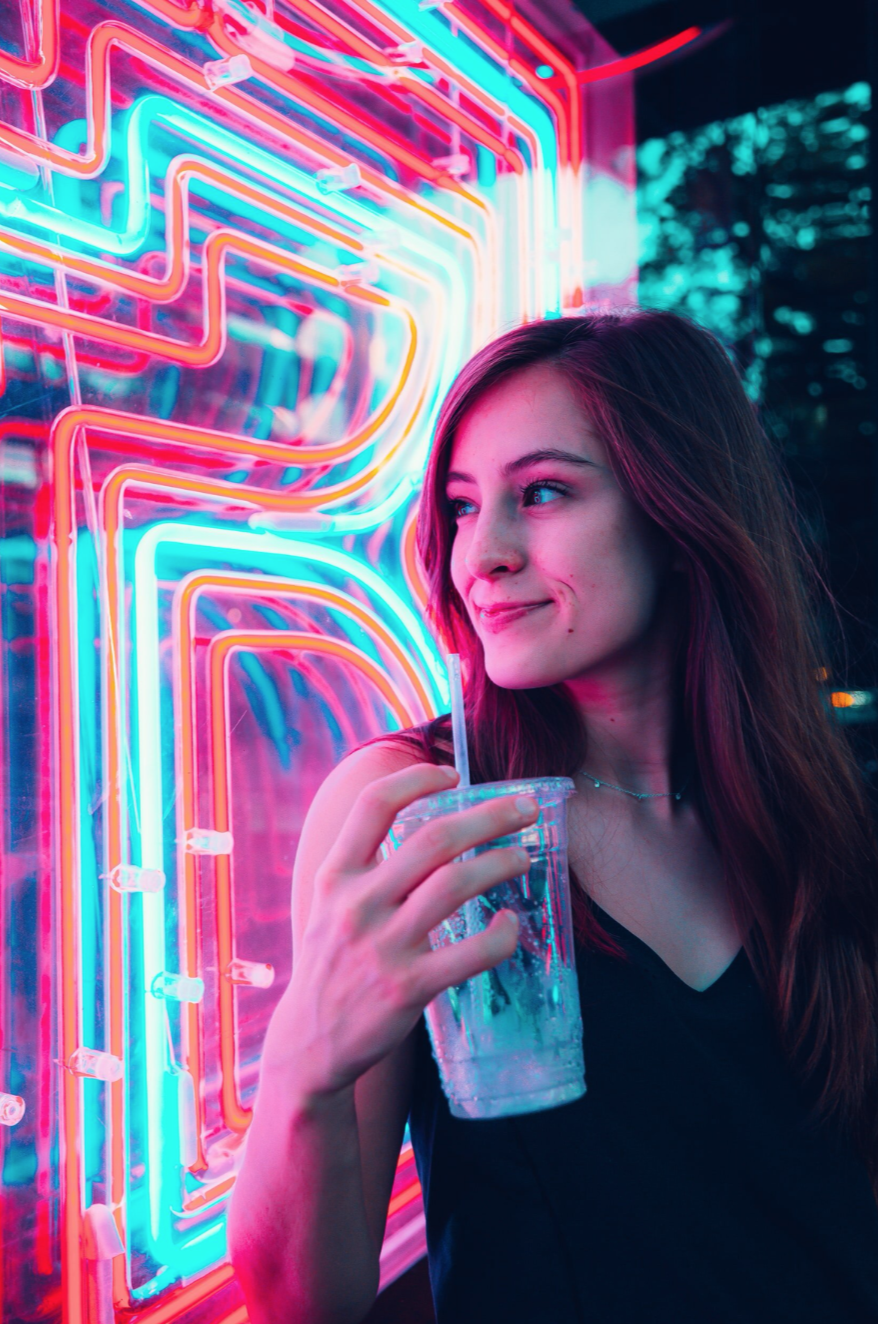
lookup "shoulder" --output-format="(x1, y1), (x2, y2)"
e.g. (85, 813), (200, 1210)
(295, 737), (428, 871)
(291, 735), (432, 942)
(311, 716), (452, 806)
(314, 736), (429, 804)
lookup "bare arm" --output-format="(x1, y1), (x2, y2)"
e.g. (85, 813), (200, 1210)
(229, 745), (420, 1324)
(228, 744), (536, 1323)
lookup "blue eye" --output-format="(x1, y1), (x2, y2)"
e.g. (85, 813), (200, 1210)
(523, 481), (566, 506)
(449, 497), (476, 519)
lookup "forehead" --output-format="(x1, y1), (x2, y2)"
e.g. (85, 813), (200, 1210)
(449, 362), (604, 470)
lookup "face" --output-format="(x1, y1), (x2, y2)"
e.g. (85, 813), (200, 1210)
(446, 362), (675, 692)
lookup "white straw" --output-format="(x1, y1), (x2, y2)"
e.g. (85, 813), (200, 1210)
(446, 653), (471, 789)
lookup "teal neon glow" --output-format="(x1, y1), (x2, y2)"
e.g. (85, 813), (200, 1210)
(248, 470), (424, 531)
(4, 95), (471, 498)
(0, 0), (637, 1310)
(3, 93), (486, 278)
(74, 532), (106, 1208)
(0, 70), (558, 315)
(123, 522), (446, 1258)
(378, 0), (562, 314)
(380, 0), (559, 174)
(134, 523), (447, 708)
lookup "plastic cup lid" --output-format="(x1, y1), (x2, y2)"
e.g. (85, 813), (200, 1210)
(394, 775), (575, 824)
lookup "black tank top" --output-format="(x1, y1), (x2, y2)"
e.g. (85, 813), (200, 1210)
(409, 902), (878, 1323)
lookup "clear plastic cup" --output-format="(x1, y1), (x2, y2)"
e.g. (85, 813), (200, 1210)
(385, 777), (585, 1119)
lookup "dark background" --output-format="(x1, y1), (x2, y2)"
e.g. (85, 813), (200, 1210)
(371, 2), (877, 1316)
(600, 0), (878, 759)
(588, 0), (872, 140)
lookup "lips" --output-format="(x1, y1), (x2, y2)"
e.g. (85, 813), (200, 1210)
(474, 600), (551, 632)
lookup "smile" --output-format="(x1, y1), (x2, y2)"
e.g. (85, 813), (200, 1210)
(476, 601), (552, 632)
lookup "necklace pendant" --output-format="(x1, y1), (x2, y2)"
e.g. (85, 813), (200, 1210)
(593, 780), (600, 788)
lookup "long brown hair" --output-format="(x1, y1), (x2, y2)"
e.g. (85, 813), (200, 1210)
(385, 310), (878, 1194)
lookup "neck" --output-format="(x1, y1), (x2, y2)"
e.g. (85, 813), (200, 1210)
(563, 616), (681, 802)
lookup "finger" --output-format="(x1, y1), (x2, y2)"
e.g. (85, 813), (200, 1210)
(326, 762), (459, 873)
(379, 793), (539, 905)
(415, 911), (521, 1003)
(393, 846), (530, 946)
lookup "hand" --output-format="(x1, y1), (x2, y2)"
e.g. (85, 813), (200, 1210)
(265, 762), (538, 1097)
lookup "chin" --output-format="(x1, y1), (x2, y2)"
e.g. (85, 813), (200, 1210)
(482, 650), (567, 692)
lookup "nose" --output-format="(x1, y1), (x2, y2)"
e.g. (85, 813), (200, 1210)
(464, 506), (525, 580)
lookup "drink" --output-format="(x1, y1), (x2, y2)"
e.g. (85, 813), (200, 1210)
(385, 777), (585, 1119)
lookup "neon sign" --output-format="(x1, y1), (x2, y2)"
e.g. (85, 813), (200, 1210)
(0, 0), (634, 1318)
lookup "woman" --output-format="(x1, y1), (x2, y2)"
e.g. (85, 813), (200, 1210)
(229, 311), (878, 1324)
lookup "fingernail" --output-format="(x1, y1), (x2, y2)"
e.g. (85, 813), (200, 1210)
(514, 796), (538, 816)
(440, 765), (458, 780)
(513, 848), (530, 867)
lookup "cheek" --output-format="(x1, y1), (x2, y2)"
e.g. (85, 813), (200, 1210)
(448, 531), (470, 597)
(563, 513), (665, 619)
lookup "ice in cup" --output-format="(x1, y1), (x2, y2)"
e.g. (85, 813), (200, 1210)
(384, 777), (585, 1119)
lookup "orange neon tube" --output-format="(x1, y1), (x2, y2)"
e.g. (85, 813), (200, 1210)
(0, 15), (479, 208)
(401, 503), (429, 612)
(208, 631), (414, 1131)
(0, 0), (59, 89)
(94, 389), (425, 1169)
(0, 225), (417, 377)
(0, 18), (486, 303)
(0, 154), (373, 302)
(0, 17), (486, 292)
(205, 14), (490, 194)
(122, 1264), (237, 1324)
(175, 573), (431, 1137)
(53, 393), (424, 1308)
(270, 0), (525, 174)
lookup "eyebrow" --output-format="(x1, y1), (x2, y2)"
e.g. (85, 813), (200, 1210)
(445, 448), (596, 486)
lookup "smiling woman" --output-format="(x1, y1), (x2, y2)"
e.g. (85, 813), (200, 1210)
(384, 311), (878, 1318)
(444, 364), (673, 691)
(231, 311), (878, 1324)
